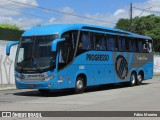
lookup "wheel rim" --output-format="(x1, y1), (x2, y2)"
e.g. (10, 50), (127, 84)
(131, 74), (136, 85)
(138, 75), (142, 82)
(76, 79), (84, 90)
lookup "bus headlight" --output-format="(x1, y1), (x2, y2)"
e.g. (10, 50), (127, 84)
(15, 77), (21, 81)
(43, 74), (56, 81)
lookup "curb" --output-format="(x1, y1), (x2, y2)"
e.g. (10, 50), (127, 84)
(0, 85), (16, 91)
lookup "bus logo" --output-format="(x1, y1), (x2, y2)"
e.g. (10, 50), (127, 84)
(115, 55), (128, 80)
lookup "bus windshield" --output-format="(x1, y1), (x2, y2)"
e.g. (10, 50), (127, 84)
(15, 34), (58, 73)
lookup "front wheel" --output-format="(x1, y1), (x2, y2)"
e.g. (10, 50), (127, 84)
(129, 73), (136, 87)
(74, 76), (85, 94)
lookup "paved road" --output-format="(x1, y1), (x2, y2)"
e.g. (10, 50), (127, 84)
(0, 77), (160, 120)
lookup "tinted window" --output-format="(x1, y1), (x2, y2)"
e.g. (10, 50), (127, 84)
(79, 32), (92, 50)
(142, 40), (152, 53)
(94, 34), (106, 50)
(129, 39), (137, 52)
(58, 31), (78, 70)
(107, 36), (116, 51)
(137, 39), (143, 52)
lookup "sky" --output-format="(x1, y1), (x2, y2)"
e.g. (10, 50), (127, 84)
(0, 0), (160, 30)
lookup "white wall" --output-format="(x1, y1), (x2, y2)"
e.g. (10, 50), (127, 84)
(0, 40), (160, 85)
(154, 55), (160, 74)
(0, 40), (17, 85)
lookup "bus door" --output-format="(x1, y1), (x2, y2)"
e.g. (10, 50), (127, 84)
(57, 31), (77, 89)
(57, 42), (69, 89)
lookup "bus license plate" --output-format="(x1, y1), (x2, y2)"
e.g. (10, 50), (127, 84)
(27, 84), (35, 88)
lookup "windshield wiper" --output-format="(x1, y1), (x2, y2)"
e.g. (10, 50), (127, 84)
(19, 67), (24, 73)
(36, 68), (43, 72)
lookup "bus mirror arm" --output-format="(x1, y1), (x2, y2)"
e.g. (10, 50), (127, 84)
(51, 38), (65, 51)
(6, 41), (19, 56)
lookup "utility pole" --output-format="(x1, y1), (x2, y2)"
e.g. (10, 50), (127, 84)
(130, 3), (132, 32)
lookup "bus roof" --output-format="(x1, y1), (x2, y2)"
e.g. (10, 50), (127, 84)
(22, 24), (152, 40)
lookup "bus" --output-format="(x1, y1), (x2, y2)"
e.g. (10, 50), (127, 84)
(6, 24), (153, 94)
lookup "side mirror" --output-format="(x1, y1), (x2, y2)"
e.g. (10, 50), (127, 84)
(6, 41), (19, 56)
(51, 38), (65, 51)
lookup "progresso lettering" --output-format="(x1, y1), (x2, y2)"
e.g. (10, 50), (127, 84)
(86, 54), (109, 61)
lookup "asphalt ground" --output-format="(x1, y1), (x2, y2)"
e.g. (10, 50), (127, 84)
(0, 76), (160, 120)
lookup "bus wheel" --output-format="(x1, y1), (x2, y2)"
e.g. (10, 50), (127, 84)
(75, 76), (85, 94)
(130, 73), (136, 87)
(38, 89), (50, 95)
(137, 73), (143, 85)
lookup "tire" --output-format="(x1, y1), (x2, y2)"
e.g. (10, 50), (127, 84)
(38, 89), (50, 95)
(129, 73), (136, 87)
(74, 76), (85, 94)
(137, 73), (143, 85)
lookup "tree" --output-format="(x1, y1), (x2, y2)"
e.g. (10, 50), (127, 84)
(0, 23), (20, 30)
(115, 14), (160, 52)
(115, 18), (130, 31)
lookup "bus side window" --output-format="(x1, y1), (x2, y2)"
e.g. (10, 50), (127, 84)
(60, 31), (78, 64)
(138, 40), (143, 52)
(95, 34), (106, 50)
(77, 32), (92, 56)
(58, 42), (67, 63)
(91, 32), (96, 49)
(105, 35), (108, 50)
(118, 37), (121, 51)
(81, 32), (91, 50)
(95, 34), (100, 50)
(71, 32), (77, 49)
(148, 40), (152, 53)
(125, 38), (129, 52)
(100, 35), (107, 50)
(107, 35), (115, 51)
(129, 39), (132, 51)
(129, 39), (136, 52)
(133, 39), (137, 52)
(143, 40), (152, 53)
(117, 36), (126, 52)
(121, 38), (126, 51)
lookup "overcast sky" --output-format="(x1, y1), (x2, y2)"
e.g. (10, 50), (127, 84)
(0, 0), (160, 30)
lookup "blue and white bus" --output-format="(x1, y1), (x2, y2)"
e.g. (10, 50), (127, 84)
(6, 24), (153, 94)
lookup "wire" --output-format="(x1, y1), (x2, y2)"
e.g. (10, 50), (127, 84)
(0, 4), (76, 23)
(3, 1), (54, 17)
(133, 7), (160, 14)
(0, 5), (50, 20)
(6, 0), (116, 25)
(0, 5), (77, 23)
(130, 6), (153, 30)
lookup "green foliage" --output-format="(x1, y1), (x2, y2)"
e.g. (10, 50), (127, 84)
(0, 28), (24, 41)
(0, 23), (20, 30)
(115, 18), (130, 31)
(115, 14), (160, 52)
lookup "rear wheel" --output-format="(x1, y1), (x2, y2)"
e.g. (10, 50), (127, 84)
(137, 73), (143, 85)
(74, 76), (85, 94)
(129, 73), (136, 87)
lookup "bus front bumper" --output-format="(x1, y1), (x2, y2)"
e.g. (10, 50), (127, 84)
(15, 80), (56, 90)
